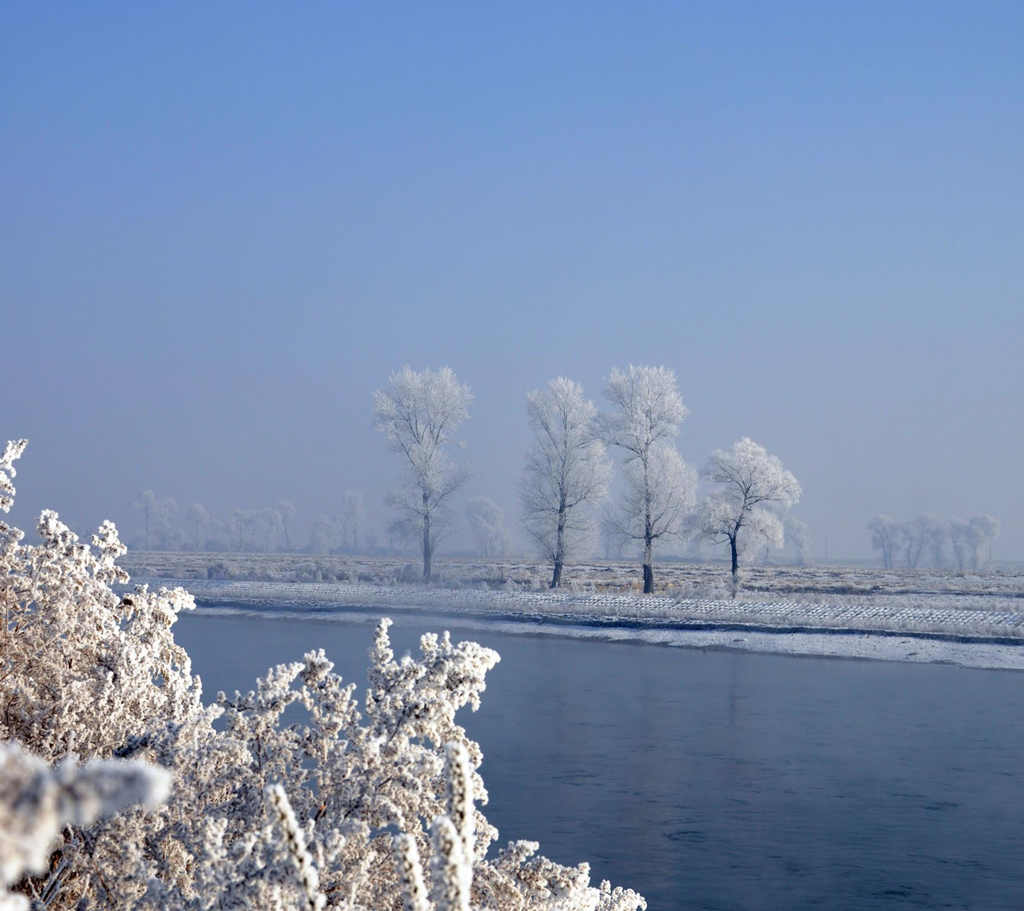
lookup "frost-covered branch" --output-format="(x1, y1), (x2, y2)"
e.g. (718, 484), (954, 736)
(266, 785), (325, 911)
(0, 742), (169, 907)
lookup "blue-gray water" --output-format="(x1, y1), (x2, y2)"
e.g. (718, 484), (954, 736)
(175, 610), (1024, 910)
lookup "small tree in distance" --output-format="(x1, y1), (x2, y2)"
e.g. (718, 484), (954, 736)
(277, 499), (296, 550)
(868, 514), (901, 569)
(185, 502), (209, 551)
(697, 437), (801, 593)
(341, 489), (365, 551)
(951, 515), (1000, 571)
(521, 377), (610, 588)
(374, 366), (472, 580)
(133, 489), (180, 550)
(600, 365), (690, 594)
(785, 515), (812, 565)
(466, 495), (507, 558)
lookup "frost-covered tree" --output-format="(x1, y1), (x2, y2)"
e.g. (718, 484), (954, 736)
(185, 502), (209, 551)
(0, 438), (646, 911)
(521, 378), (610, 587)
(278, 499), (296, 550)
(133, 490), (180, 550)
(951, 514), (1000, 571)
(784, 516), (811, 565)
(194, 513), (233, 552)
(969, 514), (1000, 569)
(256, 506), (285, 551)
(375, 367), (472, 580)
(309, 513), (342, 553)
(599, 505), (627, 560)
(897, 515), (950, 569)
(340, 489), (365, 552)
(868, 514), (901, 569)
(231, 506), (249, 551)
(230, 506), (287, 552)
(600, 366), (690, 593)
(923, 516), (950, 568)
(698, 438), (801, 591)
(872, 514), (996, 571)
(465, 496), (507, 559)
(610, 444), (695, 589)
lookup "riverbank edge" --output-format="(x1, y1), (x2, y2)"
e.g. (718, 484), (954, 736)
(152, 578), (1024, 671)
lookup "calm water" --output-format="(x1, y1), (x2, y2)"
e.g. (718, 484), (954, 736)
(176, 610), (1024, 910)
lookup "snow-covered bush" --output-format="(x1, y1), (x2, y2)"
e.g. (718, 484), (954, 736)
(0, 742), (170, 911)
(0, 441), (645, 910)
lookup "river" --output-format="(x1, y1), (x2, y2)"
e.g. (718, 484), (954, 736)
(175, 609), (1024, 910)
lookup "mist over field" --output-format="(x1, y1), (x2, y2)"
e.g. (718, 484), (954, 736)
(3, 3), (1022, 563)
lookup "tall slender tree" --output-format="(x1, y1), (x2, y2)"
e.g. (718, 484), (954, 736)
(521, 378), (610, 587)
(600, 365), (690, 593)
(374, 366), (472, 580)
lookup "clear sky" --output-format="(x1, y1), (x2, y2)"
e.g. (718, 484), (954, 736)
(3, 1), (1022, 560)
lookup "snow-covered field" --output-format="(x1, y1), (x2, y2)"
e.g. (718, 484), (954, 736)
(122, 551), (1024, 598)
(123, 552), (1024, 671)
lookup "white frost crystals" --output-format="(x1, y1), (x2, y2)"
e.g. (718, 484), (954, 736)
(0, 440), (27, 514)
(0, 743), (170, 910)
(0, 439), (646, 911)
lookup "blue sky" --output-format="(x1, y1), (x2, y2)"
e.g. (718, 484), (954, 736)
(3, 1), (1022, 559)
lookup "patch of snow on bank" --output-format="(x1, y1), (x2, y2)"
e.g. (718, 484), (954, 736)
(157, 579), (1024, 670)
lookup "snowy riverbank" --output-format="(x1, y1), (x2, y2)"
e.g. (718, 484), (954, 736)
(147, 578), (1024, 671)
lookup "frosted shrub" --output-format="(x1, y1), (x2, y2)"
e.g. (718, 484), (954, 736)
(0, 742), (170, 910)
(0, 441), (645, 910)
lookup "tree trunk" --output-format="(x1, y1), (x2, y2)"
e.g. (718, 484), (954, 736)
(642, 536), (654, 594)
(551, 505), (566, 589)
(729, 534), (739, 598)
(422, 509), (432, 581)
(550, 560), (563, 588)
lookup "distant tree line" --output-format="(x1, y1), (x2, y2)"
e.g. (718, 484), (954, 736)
(868, 514), (1000, 571)
(131, 490), (372, 554)
(136, 366), (1005, 589)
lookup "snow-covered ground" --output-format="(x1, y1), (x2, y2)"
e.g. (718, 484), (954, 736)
(122, 551), (1024, 600)
(122, 553), (1024, 671)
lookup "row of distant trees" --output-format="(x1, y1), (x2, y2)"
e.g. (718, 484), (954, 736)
(131, 488), (511, 558)
(134, 365), (809, 592)
(374, 365), (802, 592)
(868, 514), (1000, 571)
(132, 490), (369, 553)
